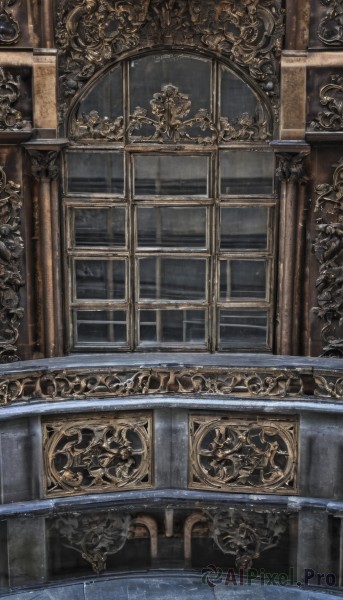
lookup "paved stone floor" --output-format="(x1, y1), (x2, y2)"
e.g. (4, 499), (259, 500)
(1, 575), (343, 600)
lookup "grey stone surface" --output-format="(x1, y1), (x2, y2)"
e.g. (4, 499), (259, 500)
(154, 408), (172, 488)
(0, 583), (85, 599)
(171, 409), (188, 489)
(84, 576), (215, 599)
(0, 419), (34, 503)
(7, 518), (47, 588)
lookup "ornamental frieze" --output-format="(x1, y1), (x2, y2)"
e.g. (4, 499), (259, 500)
(55, 0), (284, 122)
(189, 414), (297, 494)
(43, 413), (152, 497)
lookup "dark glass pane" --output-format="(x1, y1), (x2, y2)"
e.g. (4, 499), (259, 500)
(137, 207), (206, 248)
(220, 150), (274, 195)
(219, 309), (268, 349)
(220, 206), (269, 251)
(220, 65), (259, 120)
(67, 152), (124, 194)
(134, 155), (208, 196)
(74, 208), (125, 247)
(139, 258), (206, 301)
(220, 260), (267, 300)
(139, 309), (206, 345)
(76, 65), (123, 119)
(130, 54), (211, 115)
(76, 310), (127, 344)
(75, 259), (125, 300)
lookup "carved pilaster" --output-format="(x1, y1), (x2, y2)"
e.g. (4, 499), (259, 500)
(314, 158), (343, 357)
(0, 166), (24, 362)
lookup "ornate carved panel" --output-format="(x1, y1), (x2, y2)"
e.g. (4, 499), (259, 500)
(189, 414), (297, 494)
(55, 0), (284, 122)
(314, 159), (343, 357)
(43, 413), (153, 497)
(0, 68), (24, 130)
(318, 0), (343, 46)
(311, 74), (343, 131)
(0, 0), (20, 45)
(0, 165), (23, 363)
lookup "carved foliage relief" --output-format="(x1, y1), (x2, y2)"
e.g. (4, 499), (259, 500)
(43, 413), (152, 497)
(56, 0), (284, 120)
(318, 0), (343, 45)
(311, 74), (343, 131)
(0, 166), (23, 363)
(0, 68), (24, 130)
(0, 0), (20, 45)
(189, 415), (297, 494)
(314, 159), (343, 357)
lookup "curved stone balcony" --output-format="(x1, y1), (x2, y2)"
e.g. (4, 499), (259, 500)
(0, 353), (343, 594)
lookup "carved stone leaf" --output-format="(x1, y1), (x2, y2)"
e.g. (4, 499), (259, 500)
(311, 75), (343, 131)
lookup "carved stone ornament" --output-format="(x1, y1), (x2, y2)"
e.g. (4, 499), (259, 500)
(43, 413), (152, 497)
(28, 150), (60, 181)
(207, 508), (287, 569)
(0, 166), (23, 363)
(56, 0), (284, 121)
(189, 415), (297, 494)
(70, 110), (124, 142)
(0, 367), (307, 405)
(311, 74), (343, 131)
(276, 152), (308, 183)
(52, 512), (132, 573)
(219, 110), (270, 142)
(318, 0), (343, 45)
(0, 68), (24, 130)
(314, 158), (343, 357)
(0, 0), (20, 45)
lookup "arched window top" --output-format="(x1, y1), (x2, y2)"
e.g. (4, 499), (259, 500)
(68, 52), (273, 144)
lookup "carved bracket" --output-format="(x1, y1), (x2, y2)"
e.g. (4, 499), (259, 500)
(275, 152), (309, 183)
(314, 158), (343, 357)
(28, 150), (60, 181)
(0, 166), (23, 362)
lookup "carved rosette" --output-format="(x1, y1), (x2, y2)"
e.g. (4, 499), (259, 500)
(52, 512), (132, 573)
(207, 509), (288, 569)
(189, 415), (297, 494)
(314, 158), (343, 357)
(43, 414), (152, 497)
(55, 0), (284, 122)
(318, 0), (343, 45)
(0, 166), (23, 363)
(0, 0), (20, 45)
(311, 74), (343, 131)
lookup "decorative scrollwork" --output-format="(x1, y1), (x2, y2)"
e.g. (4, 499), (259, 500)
(219, 112), (270, 142)
(314, 159), (343, 357)
(315, 374), (343, 398)
(43, 414), (152, 497)
(52, 512), (132, 573)
(207, 509), (288, 569)
(189, 415), (297, 493)
(128, 83), (216, 144)
(311, 75), (343, 131)
(318, 0), (343, 46)
(0, 367), (306, 404)
(0, 166), (23, 363)
(56, 0), (283, 121)
(0, 0), (20, 45)
(0, 68), (23, 130)
(71, 110), (124, 142)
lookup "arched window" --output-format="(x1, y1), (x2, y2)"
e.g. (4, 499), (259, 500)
(63, 52), (276, 352)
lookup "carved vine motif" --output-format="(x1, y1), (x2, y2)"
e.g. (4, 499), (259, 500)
(0, 0), (20, 45)
(219, 112), (270, 142)
(52, 512), (132, 573)
(43, 414), (152, 497)
(0, 368), (306, 404)
(128, 84), (217, 143)
(311, 74), (343, 131)
(0, 166), (23, 363)
(0, 68), (24, 130)
(207, 509), (287, 569)
(55, 0), (284, 121)
(314, 159), (343, 357)
(71, 110), (124, 142)
(318, 0), (343, 46)
(190, 416), (297, 493)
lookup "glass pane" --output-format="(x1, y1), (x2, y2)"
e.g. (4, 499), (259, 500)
(220, 260), (267, 300)
(137, 207), (207, 248)
(130, 54), (211, 115)
(76, 65), (123, 119)
(67, 152), (124, 194)
(75, 310), (127, 344)
(139, 309), (206, 345)
(134, 155), (208, 196)
(221, 207), (269, 251)
(220, 65), (259, 120)
(74, 208), (126, 247)
(220, 151), (274, 195)
(75, 259), (126, 300)
(139, 258), (206, 301)
(219, 309), (268, 349)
